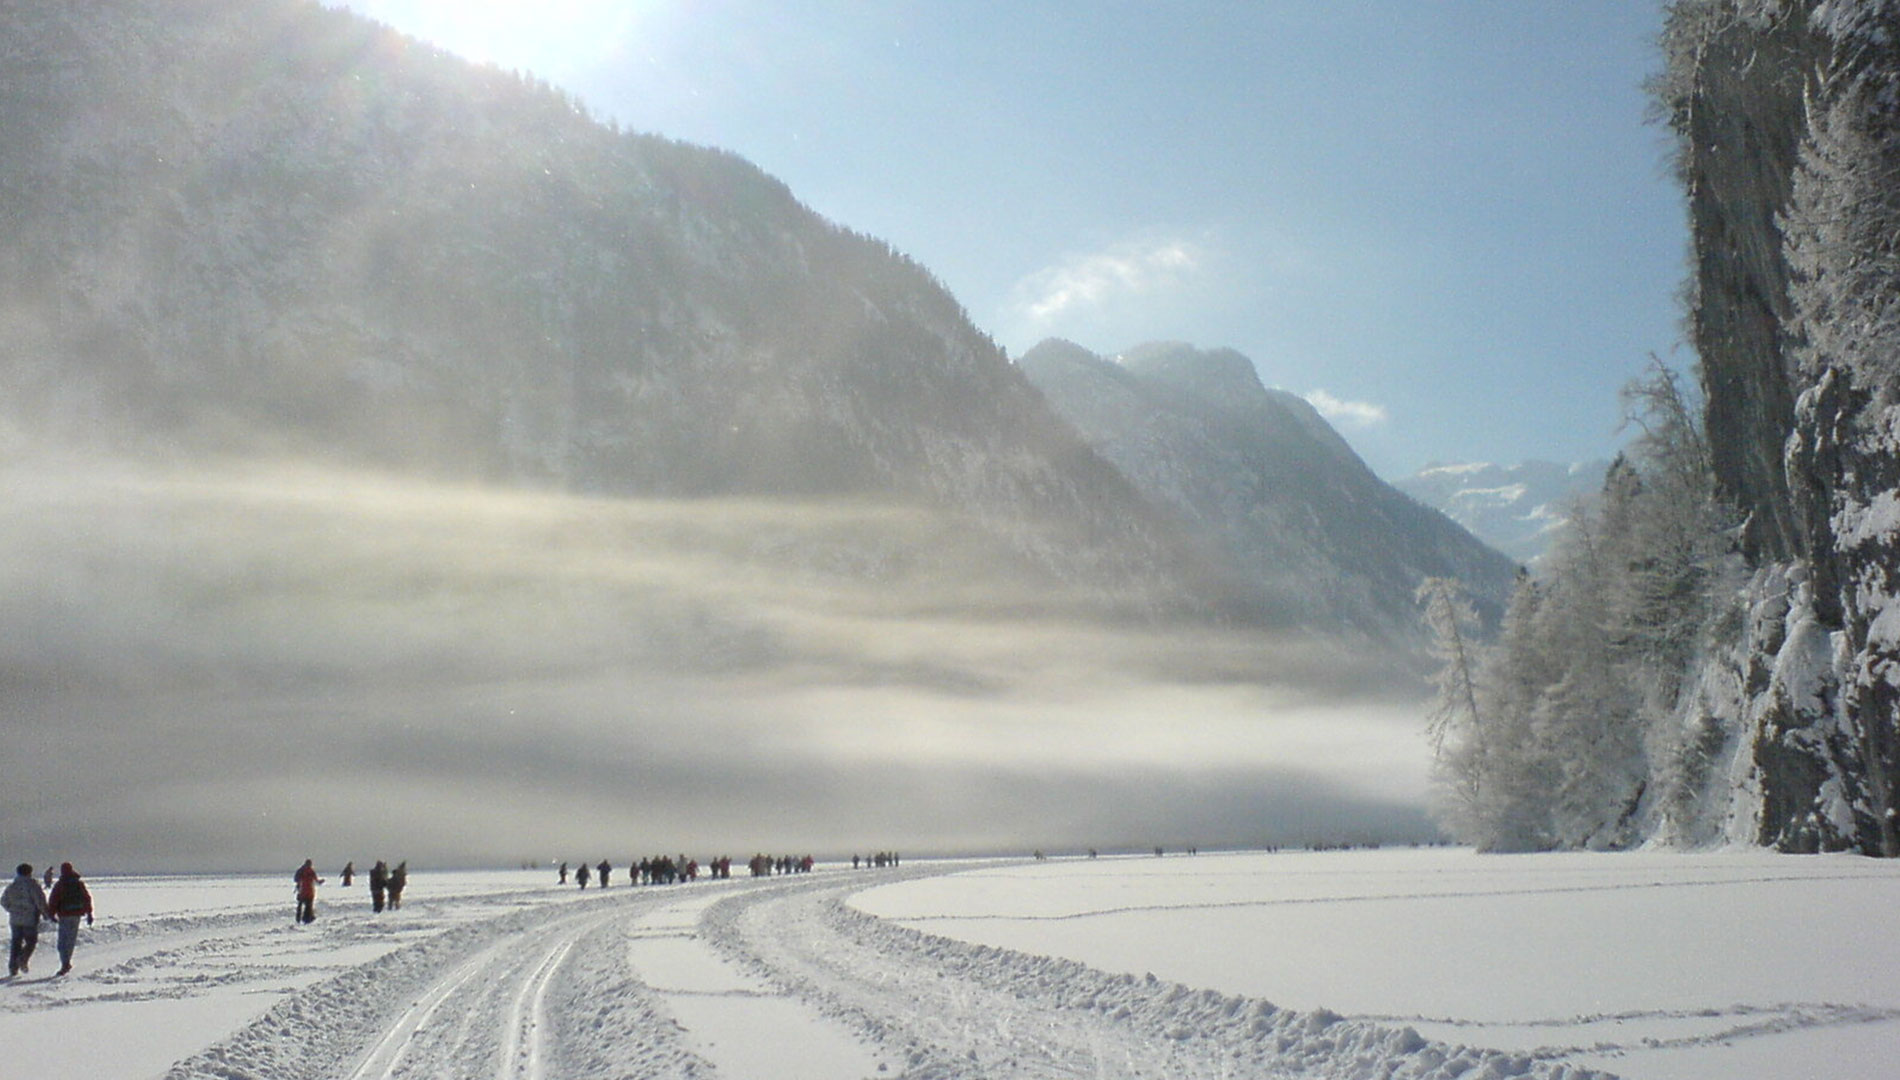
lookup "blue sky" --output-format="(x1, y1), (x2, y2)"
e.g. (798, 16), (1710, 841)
(329, 1), (1684, 479)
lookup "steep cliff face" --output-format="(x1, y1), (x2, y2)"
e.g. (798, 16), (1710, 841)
(1017, 340), (1518, 649)
(1660, 0), (1900, 853)
(1662, 1), (1814, 564)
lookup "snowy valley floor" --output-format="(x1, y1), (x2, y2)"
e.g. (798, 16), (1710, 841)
(1, 849), (1895, 1079)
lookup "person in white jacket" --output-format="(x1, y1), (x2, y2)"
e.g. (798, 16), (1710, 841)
(2, 863), (49, 977)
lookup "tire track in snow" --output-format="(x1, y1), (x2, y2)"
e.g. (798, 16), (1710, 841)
(498, 934), (577, 1080)
(166, 887), (714, 1080)
(700, 870), (1621, 1079)
(1367, 1000), (1900, 1058)
(892, 871), (1888, 924)
(344, 903), (651, 1080)
(345, 940), (508, 1080)
(625, 884), (889, 1078)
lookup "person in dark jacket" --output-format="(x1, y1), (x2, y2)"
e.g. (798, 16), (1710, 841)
(294, 859), (323, 924)
(369, 860), (389, 913)
(3, 864), (49, 976)
(597, 859), (611, 888)
(45, 863), (92, 975)
(340, 861), (355, 887)
(387, 862), (407, 909)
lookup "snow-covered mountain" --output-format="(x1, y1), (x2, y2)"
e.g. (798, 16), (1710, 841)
(0, 0), (1526, 668)
(0, 0), (1225, 620)
(1394, 460), (1609, 567)
(1017, 340), (1518, 646)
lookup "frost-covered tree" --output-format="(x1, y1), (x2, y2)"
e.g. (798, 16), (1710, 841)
(1426, 364), (1741, 851)
(1417, 577), (1492, 838)
(1417, 577), (1483, 758)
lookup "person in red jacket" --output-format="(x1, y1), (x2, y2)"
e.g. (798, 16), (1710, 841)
(294, 859), (324, 924)
(45, 863), (91, 975)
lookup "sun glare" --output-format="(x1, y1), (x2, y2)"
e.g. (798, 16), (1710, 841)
(335, 0), (655, 73)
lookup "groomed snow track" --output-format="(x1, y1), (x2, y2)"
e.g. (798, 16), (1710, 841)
(143, 868), (1611, 1079)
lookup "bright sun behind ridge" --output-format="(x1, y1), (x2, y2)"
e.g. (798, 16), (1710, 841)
(336, 0), (655, 71)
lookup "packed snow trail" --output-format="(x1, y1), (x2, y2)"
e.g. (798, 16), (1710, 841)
(624, 886), (890, 1078)
(18, 865), (1618, 1079)
(164, 885), (713, 1080)
(702, 869), (1611, 1079)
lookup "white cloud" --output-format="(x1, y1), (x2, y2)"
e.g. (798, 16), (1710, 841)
(1304, 389), (1389, 428)
(1011, 235), (1203, 324)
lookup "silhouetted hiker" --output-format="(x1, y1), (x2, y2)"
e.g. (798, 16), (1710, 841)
(46, 863), (91, 975)
(576, 862), (590, 889)
(369, 859), (389, 913)
(294, 859), (323, 924)
(340, 861), (354, 887)
(597, 859), (611, 888)
(559, 861), (568, 885)
(387, 862), (407, 909)
(4, 863), (49, 976)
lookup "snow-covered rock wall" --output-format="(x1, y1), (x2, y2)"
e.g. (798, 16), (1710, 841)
(1657, 0), (1900, 854)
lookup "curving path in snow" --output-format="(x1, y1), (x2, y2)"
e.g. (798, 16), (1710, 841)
(3, 864), (1609, 1080)
(700, 870), (1597, 1079)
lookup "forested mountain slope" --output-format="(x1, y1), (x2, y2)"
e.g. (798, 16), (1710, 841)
(0, 0), (1218, 616)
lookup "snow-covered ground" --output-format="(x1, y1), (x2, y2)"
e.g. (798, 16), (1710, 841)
(1, 849), (1893, 1078)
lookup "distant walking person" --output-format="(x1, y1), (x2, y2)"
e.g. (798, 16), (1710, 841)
(340, 861), (355, 887)
(387, 862), (408, 910)
(558, 861), (568, 885)
(576, 862), (590, 889)
(369, 860), (389, 913)
(45, 863), (92, 975)
(3, 864), (49, 976)
(294, 859), (324, 924)
(597, 859), (611, 888)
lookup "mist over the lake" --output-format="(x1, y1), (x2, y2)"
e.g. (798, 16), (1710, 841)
(0, 1), (1482, 874)
(4, 455), (1435, 871)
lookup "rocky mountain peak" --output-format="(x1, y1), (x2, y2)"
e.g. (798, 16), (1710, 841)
(1115, 341), (1268, 409)
(1020, 339), (1517, 647)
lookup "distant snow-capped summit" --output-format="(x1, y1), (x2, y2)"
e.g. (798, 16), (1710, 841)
(1017, 339), (1518, 647)
(1394, 460), (1608, 567)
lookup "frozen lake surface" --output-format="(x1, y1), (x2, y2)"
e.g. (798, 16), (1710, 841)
(2, 848), (1893, 1078)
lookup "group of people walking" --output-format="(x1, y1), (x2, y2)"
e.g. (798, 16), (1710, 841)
(293, 859), (406, 923)
(561, 854), (728, 887)
(4, 863), (93, 977)
(6, 846), (911, 979)
(553, 851), (911, 889)
(753, 853), (815, 876)
(558, 852), (843, 888)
